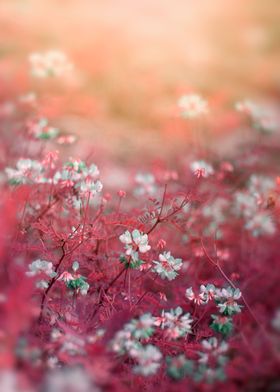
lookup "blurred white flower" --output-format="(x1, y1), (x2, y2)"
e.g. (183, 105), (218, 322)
(178, 94), (208, 118)
(5, 158), (44, 185)
(29, 50), (73, 78)
(190, 160), (214, 178)
(26, 259), (56, 278)
(132, 345), (162, 376)
(43, 367), (98, 392)
(134, 172), (157, 196)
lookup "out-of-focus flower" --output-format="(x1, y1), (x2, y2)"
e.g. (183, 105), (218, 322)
(43, 367), (98, 392)
(153, 251), (183, 281)
(125, 313), (155, 340)
(111, 330), (137, 355)
(134, 172), (157, 196)
(26, 259), (56, 278)
(27, 118), (59, 140)
(190, 160), (214, 178)
(53, 160), (102, 195)
(26, 259), (56, 290)
(29, 50), (73, 78)
(178, 94), (208, 118)
(5, 158), (44, 185)
(156, 307), (192, 339)
(245, 211), (276, 237)
(236, 99), (279, 134)
(198, 337), (228, 364)
(215, 287), (242, 316)
(132, 344), (162, 376)
(57, 134), (77, 145)
(166, 354), (194, 380)
(80, 179), (103, 195)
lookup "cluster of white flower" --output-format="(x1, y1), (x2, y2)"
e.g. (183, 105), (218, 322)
(132, 344), (162, 376)
(26, 259), (56, 289)
(154, 307), (193, 339)
(190, 160), (214, 178)
(134, 172), (157, 196)
(111, 330), (138, 355)
(29, 50), (73, 78)
(186, 284), (216, 305)
(5, 158), (103, 197)
(125, 313), (155, 339)
(153, 251), (183, 281)
(215, 287), (242, 315)
(27, 118), (59, 140)
(53, 159), (103, 196)
(186, 285), (242, 315)
(26, 259), (56, 277)
(236, 99), (278, 133)
(5, 159), (45, 185)
(111, 313), (161, 376)
(178, 94), (208, 119)
(198, 337), (228, 364)
(119, 229), (151, 265)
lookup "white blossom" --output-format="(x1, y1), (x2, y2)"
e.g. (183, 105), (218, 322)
(199, 337), (228, 364)
(153, 251), (183, 281)
(178, 94), (208, 118)
(134, 172), (157, 196)
(5, 159), (44, 184)
(29, 50), (73, 78)
(26, 259), (56, 278)
(159, 307), (193, 339)
(125, 313), (155, 340)
(119, 229), (151, 255)
(80, 179), (103, 195)
(190, 160), (214, 178)
(132, 345), (162, 376)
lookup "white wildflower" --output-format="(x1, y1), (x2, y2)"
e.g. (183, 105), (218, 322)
(132, 345), (162, 376)
(190, 160), (214, 178)
(178, 94), (208, 118)
(119, 229), (151, 255)
(5, 158), (44, 185)
(29, 50), (73, 78)
(26, 259), (56, 278)
(153, 251), (183, 281)
(134, 172), (157, 196)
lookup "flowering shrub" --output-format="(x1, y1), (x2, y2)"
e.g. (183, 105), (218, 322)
(0, 54), (279, 392)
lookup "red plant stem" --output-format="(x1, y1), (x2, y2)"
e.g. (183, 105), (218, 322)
(146, 184), (167, 234)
